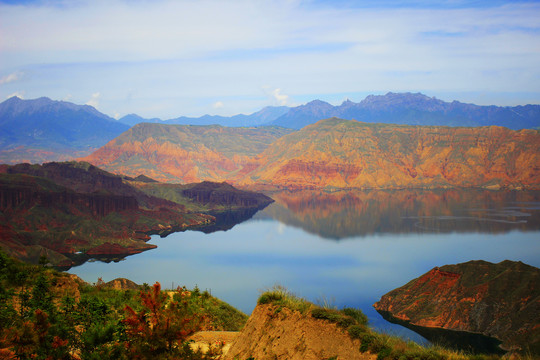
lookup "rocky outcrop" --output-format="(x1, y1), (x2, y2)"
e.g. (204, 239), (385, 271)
(224, 304), (374, 360)
(373, 260), (540, 353)
(0, 162), (273, 267)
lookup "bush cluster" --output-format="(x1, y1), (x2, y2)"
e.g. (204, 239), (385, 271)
(0, 249), (246, 359)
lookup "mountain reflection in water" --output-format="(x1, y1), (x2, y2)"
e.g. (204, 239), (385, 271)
(258, 189), (540, 239)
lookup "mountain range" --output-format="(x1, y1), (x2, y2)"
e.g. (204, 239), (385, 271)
(80, 123), (294, 183)
(80, 117), (540, 190)
(119, 105), (290, 127)
(118, 92), (540, 130)
(1, 93), (539, 182)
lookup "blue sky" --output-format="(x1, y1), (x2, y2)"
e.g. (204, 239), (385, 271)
(1, 0), (539, 119)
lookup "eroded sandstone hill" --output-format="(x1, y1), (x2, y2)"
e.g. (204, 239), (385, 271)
(236, 118), (540, 190)
(82, 118), (540, 190)
(81, 123), (293, 183)
(373, 260), (540, 353)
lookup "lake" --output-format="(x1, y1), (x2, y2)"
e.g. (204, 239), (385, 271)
(68, 189), (540, 346)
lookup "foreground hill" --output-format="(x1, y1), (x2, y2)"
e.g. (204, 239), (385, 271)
(81, 123), (294, 183)
(236, 118), (540, 190)
(373, 260), (540, 353)
(0, 161), (272, 266)
(0, 97), (129, 164)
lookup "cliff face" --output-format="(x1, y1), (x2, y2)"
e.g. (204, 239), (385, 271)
(238, 118), (540, 190)
(0, 184), (138, 217)
(224, 304), (373, 360)
(0, 172), (211, 267)
(373, 260), (540, 353)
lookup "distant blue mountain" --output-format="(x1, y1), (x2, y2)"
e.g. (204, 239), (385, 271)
(119, 93), (540, 130)
(269, 92), (540, 130)
(0, 96), (129, 163)
(118, 106), (290, 127)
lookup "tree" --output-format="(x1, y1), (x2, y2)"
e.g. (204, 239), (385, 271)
(122, 282), (206, 359)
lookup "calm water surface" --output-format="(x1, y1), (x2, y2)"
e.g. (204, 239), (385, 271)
(68, 189), (540, 344)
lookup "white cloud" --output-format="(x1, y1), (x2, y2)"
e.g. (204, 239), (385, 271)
(212, 101), (224, 109)
(271, 88), (289, 106)
(0, 71), (23, 85)
(86, 92), (101, 108)
(6, 91), (24, 99)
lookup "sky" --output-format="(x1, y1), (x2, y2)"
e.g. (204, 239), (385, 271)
(1, 0), (539, 120)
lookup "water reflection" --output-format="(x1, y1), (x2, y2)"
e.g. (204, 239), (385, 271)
(259, 190), (540, 239)
(61, 207), (265, 268)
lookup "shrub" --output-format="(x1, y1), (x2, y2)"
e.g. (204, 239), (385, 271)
(377, 346), (393, 360)
(311, 308), (341, 322)
(348, 324), (367, 339)
(342, 307), (368, 326)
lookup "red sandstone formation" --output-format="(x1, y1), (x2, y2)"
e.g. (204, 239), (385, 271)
(373, 260), (540, 353)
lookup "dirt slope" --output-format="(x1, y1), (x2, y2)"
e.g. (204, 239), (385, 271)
(224, 304), (375, 360)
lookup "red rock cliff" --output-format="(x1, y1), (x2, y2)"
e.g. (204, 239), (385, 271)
(373, 260), (540, 353)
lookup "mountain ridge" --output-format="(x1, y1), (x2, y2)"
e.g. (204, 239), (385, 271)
(235, 118), (540, 190)
(2, 93), (539, 166)
(0, 96), (129, 164)
(269, 92), (540, 130)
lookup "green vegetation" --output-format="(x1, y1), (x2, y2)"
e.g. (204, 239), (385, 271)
(0, 249), (247, 359)
(257, 285), (312, 314)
